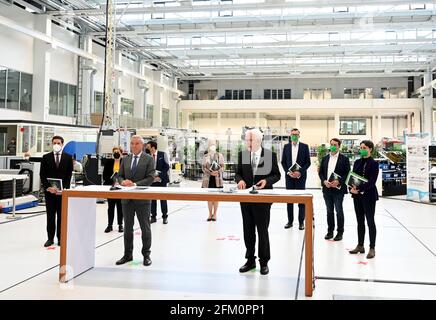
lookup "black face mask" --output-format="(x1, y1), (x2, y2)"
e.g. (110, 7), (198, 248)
(145, 148), (151, 154)
(113, 152), (121, 159)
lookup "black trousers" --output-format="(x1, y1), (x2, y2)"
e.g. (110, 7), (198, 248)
(45, 192), (62, 242)
(286, 179), (306, 224)
(353, 197), (377, 248)
(151, 184), (168, 218)
(323, 191), (345, 234)
(240, 203), (271, 264)
(107, 198), (123, 226)
(122, 201), (151, 258)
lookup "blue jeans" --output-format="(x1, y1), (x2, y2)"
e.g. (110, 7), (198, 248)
(323, 191), (345, 234)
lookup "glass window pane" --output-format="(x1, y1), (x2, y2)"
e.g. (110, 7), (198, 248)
(7, 70), (19, 110)
(0, 68), (6, 108)
(20, 72), (32, 112)
(121, 98), (134, 116)
(94, 91), (103, 113)
(264, 89), (271, 99)
(225, 90), (232, 99)
(49, 81), (58, 115)
(284, 89), (291, 99)
(272, 89), (277, 99)
(59, 82), (68, 116)
(278, 89), (283, 99)
(232, 90), (238, 100)
(245, 89), (252, 100)
(162, 108), (169, 127)
(67, 85), (76, 117)
(238, 90), (244, 100)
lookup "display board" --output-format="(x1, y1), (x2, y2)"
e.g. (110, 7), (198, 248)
(405, 133), (430, 202)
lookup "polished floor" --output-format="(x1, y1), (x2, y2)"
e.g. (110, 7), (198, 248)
(0, 182), (435, 300)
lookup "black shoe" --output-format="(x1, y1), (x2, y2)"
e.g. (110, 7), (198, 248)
(207, 217), (212, 221)
(260, 264), (269, 275)
(44, 240), (54, 247)
(57, 242), (60, 246)
(284, 222), (293, 229)
(324, 233), (334, 240)
(118, 225), (124, 233)
(115, 255), (133, 265)
(150, 217), (157, 223)
(104, 226), (113, 233)
(163, 217), (168, 224)
(299, 223), (305, 230)
(143, 256), (152, 266)
(333, 233), (343, 241)
(239, 261), (256, 273)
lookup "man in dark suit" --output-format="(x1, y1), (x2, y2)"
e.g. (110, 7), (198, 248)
(116, 135), (155, 267)
(281, 128), (311, 230)
(318, 138), (351, 241)
(146, 141), (170, 224)
(235, 129), (281, 275)
(40, 135), (73, 247)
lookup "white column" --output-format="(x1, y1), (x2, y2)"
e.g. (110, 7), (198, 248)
(377, 112), (382, 142)
(295, 112), (301, 130)
(407, 112), (411, 133)
(32, 15), (52, 122)
(153, 71), (163, 127)
(334, 113), (340, 138)
(423, 69), (434, 135)
(217, 112), (221, 133)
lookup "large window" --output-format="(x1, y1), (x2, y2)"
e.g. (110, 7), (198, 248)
(339, 119), (366, 135)
(264, 89), (291, 99)
(93, 91), (104, 113)
(344, 88), (373, 99)
(146, 104), (154, 126)
(194, 89), (218, 100)
(162, 108), (170, 127)
(304, 88), (332, 100)
(49, 80), (77, 116)
(381, 87), (407, 99)
(121, 98), (134, 116)
(0, 67), (31, 111)
(225, 89), (252, 100)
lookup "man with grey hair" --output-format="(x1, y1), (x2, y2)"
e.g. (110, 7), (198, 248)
(116, 135), (155, 266)
(235, 128), (281, 275)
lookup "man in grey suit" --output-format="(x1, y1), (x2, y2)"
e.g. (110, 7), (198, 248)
(116, 135), (155, 266)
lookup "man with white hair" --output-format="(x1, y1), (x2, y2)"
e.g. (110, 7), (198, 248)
(235, 128), (281, 275)
(116, 135), (155, 267)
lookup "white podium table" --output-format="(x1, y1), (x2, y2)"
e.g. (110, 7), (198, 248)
(59, 186), (315, 297)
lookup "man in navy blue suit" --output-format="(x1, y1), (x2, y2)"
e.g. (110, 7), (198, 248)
(146, 141), (170, 224)
(318, 138), (351, 241)
(281, 128), (311, 230)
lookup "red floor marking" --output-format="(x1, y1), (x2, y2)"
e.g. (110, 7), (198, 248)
(216, 237), (226, 240)
(357, 261), (368, 265)
(47, 246), (56, 250)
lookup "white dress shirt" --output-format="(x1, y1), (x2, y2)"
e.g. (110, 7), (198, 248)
(291, 142), (299, 166)
(327, 152), (339, 181)
(130, 152), (142, 170)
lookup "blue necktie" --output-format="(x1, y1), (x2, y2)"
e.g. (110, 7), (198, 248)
(131, 156), (138, 176)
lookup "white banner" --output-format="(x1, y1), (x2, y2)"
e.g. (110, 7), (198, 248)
(406, 133), (430, 202)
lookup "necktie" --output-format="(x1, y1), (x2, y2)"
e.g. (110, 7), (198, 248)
(251, 153), (257, 173)
(131, 156), (138, 175)
(153, 154), (157, 169)
(55, 153), (60, 168)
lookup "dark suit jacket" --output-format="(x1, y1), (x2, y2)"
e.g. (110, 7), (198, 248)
(151, 151), (170, 186)
(318, 153), (351, 194)
(40, 151), (74, 191)
(117, 152), (155, 205)
(235, 148), (281, 192)
(350, 157), (380, 202)
(281, 142), (311, 188)
(103, 158), (123, 186)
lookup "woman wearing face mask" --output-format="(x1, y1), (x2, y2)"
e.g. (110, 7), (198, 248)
(348, 140), (379, 259)
(201, 139), (225, 221)
(103, 146), (124, 233)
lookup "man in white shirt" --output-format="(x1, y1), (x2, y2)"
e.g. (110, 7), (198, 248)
(318, 138), (351, 241)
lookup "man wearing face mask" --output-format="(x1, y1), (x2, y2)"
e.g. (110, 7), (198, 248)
(40, 136), (73, 247)
(318, 138), (350, 241)
(103, 147), (124, 233)
(281, 128), (311, 230)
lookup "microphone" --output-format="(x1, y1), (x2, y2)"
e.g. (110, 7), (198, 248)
(110, 172), (121, 190)
(249, 151), (258, 194)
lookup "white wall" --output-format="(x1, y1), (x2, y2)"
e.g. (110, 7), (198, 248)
(0, 5), (34, 73)
(50, 25), (78, 85)
(182, 77), (410, 100)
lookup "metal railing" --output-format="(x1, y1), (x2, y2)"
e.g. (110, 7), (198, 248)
(76, 114), (152, 129)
